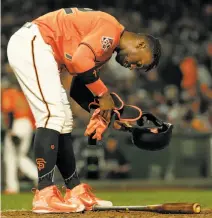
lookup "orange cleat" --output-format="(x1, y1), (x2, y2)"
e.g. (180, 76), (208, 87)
(32, 185), (85, 213)
(64, 183), (113, 211)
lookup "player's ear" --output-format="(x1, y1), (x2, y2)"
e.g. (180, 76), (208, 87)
(136, 41), (146, 49)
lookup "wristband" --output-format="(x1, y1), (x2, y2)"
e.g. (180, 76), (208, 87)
(86, 79), (108, 96)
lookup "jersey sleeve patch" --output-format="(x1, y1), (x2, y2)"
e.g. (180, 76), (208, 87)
(101, 36), (114, 52)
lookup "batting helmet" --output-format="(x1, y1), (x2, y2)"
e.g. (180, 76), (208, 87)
(130, 112), (173, 151)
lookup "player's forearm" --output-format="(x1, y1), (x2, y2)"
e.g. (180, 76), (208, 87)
(85, 79), (108, 97)
(71, 62), (109, 97)
(73, 67), (108, 96)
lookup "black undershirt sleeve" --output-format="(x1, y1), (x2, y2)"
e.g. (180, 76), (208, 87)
(70, 76), (95, 113)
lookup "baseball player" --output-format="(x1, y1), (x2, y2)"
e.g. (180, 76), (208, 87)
(7, 7), (161, 213)
(1, 81), (37, 194)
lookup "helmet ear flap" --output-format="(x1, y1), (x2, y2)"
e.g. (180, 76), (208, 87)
(137, 112), (163, 127)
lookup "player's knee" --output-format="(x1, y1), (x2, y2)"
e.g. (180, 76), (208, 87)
(61, 117), (74, 134)
(61, 105), (74, 134)
(41, 110), (66, 133)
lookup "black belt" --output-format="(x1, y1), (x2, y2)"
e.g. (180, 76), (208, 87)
(23, 22), (33, 28)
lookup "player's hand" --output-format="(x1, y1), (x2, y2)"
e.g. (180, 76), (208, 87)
(84, 108), (109, 141)
(98, 92), (115, 123)
(98, 92), (115, 110)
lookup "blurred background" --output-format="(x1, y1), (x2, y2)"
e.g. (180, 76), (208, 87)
(1, 0), (212, 192)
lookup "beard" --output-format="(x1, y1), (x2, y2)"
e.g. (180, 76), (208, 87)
(115, 50), (130, 68)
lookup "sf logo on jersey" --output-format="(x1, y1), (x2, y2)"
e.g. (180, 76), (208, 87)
(101, 36), (113, 51)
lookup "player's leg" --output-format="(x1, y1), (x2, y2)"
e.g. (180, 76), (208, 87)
(7, 32), (62, 191)
(56, 86), (80, 189)
(3, 131), (19, 193)
(14, 118), (37, 182)
(7, 25), (84, 213)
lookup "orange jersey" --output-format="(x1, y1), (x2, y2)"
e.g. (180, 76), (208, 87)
(33, 8), (124, 73)
(1, 88), (35, 129)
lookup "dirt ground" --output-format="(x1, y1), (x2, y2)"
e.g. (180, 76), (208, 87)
(2, 210), (212, 218)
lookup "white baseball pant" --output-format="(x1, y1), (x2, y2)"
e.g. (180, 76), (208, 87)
(3, 118), (37, 192)
(7, 23), (73, 134)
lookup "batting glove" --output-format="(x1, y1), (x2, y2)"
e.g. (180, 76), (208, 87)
(84, 108), (110, 141)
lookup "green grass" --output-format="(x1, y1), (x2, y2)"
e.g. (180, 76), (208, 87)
(1, 190), (212, 211)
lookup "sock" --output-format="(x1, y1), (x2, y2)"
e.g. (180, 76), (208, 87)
(33, 127), (59, 190)
(57, 133), (80, 189)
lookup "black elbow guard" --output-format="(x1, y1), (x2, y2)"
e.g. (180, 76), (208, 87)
(77, 67), (99, 84)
